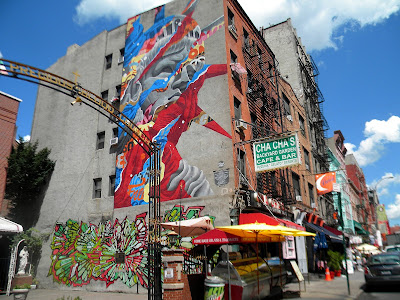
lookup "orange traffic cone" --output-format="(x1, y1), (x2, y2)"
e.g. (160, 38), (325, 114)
(325, 267), (332, 281)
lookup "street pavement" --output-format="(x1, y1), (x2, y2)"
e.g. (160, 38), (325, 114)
(0, 289), (148, 300)
(0, 271), (365, 300)
(283, 270), (366, 299)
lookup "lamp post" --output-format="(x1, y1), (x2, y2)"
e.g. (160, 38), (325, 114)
(370, 175), (394, 248)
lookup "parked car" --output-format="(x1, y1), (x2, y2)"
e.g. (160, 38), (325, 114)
(384, 244), (400, 252)
(364, 252), (400, 290)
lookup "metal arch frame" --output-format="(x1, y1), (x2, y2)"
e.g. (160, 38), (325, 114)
(0, 59), (162, 299)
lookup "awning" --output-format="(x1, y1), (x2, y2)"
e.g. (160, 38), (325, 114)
(0, 217), (23, 233)
(161, 216), (213, 237)
(353, 220), (368, 235)
(192, 228), (284, 245)
(305, 222), (342, 243)
(323, 225), (343, 236)
(239, 213), (305, 231)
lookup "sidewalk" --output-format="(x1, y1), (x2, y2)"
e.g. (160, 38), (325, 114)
(283, 270), (365, 299)
(0, 289), (147, 300)
(0, 271), (365, 300)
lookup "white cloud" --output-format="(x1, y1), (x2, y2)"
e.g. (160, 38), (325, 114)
(74, 0), (171, 25)
(23, 135), (31, 142)
(0, 50), (3, 58)
(386, 194), (400, 220)
(75, 0), (400, 51)
(346, 116), (400, 166)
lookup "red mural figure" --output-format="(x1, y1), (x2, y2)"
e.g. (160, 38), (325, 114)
(115, 0), (231, 208)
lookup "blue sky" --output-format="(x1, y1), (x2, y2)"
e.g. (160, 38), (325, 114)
(1, 0), (400, 226)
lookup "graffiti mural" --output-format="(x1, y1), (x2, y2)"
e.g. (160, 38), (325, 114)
(115, 0), (231, 208)
(48, 214), (148, 288)
(161, 204), (214, 249)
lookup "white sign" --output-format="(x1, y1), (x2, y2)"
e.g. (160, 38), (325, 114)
(253, 133), (301, 172)
(290, 260), (304, 282)
(165, 268), (174, 279)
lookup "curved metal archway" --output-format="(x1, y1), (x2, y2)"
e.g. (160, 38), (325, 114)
(0, 59), (162, 299)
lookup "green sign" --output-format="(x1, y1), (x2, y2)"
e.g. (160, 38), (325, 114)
(253, 133), (301, 172)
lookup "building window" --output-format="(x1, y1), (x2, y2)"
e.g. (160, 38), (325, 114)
(308, 183), (315, 205)
(292, 172), (301, 197)
(93, 178), (102, 198)
(299, 114), (306, 136)
(115, 85), (121, 98)
(234, 97), (241, 120)
(230, 50), (237, 64)
(113, 127), (118, 138)
(257, 46), (262, 66)
(228, 8), (234, 26)
(105, 54), (112, 69)
(118, 49), (124, 64)
(282, 93), (291, 117)
(109, 175), (116, 196)
(304, 148), (310, 171)
(268, 63), (275, 84)
(101, 90), (109, 102)
(97, 131), (105, 149)
(243, 28), (249, 46)
(237, 149), (246, 183)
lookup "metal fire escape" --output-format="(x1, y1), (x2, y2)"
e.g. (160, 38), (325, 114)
(235, 35), (296, 208)
(296, 41), (330, 172)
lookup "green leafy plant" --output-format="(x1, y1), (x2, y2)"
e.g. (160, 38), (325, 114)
(5, 138), (55, 229)
(13, 283), (31, 290)
(327, 250), (344, 271)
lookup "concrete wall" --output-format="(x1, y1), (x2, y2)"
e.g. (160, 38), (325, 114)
(31, 0), (235, 293)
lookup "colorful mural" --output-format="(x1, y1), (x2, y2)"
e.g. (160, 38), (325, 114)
(48, 214), (148, 288)
(115, 0), (231, 208)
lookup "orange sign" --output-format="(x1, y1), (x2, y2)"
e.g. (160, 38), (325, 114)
(315, 172), (336, 195)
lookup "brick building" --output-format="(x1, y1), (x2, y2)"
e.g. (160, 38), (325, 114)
(0, 91), (21, 216)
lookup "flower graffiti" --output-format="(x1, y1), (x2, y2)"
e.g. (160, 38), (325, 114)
(48, 214), (148, 288)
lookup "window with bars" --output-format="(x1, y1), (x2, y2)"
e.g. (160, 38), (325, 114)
(96, 131), (105, 150)
(93, 178), (102, 198)
(105, 54), (112, 69)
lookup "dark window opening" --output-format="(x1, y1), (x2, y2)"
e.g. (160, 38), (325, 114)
(105, 54), (112, 69)
(93, 178), (102, 198)
(97, 131), (105, 150)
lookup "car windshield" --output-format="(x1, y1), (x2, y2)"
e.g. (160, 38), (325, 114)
(370, 255), (400, 265)
(387, 247), (400, 252)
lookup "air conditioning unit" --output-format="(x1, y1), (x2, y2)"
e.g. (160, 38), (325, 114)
(110, 137), (118, 146)
(286, 115), (293, 122)
(235, 119), (247, 131)
(228, 24), (238, 38)
(296, 195), (302, 202)
(311, 202), (316, 208)
(305, 164), (310, 170)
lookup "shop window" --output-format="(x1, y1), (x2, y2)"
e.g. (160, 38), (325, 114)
(93, 178), (102, 198)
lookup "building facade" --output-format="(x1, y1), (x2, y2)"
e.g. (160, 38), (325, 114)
(0, 91), (21, 216)
(28, 0), (322, 293)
